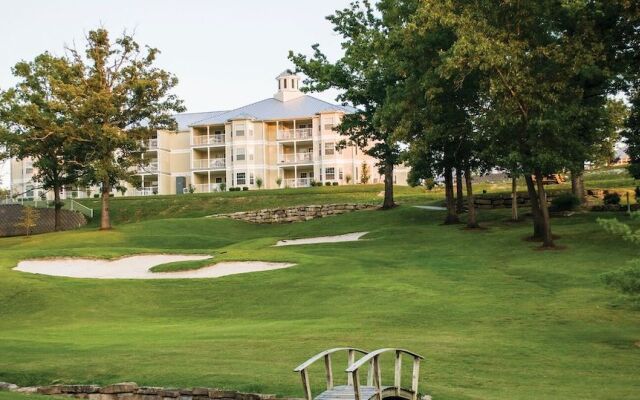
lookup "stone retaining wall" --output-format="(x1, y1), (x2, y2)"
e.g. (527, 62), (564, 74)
(0, 382), (286, 400)
(217, 203), (377, 224)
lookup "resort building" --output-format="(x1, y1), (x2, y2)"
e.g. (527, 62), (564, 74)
(8, 70), (408, 199)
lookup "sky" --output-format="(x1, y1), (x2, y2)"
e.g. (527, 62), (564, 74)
(0, 0), (353, 189)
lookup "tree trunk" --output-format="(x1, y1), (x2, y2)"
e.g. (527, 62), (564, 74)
(382, 162), (395, 210)
(465, 167), (478, 228)
(571, 168), (586, 205)
(524, 174), (543, 240)
(444, 166), (459, 224)
(534, 169), (554, 247)
(511, 176), (518, 221)
(100, 180), (112, 230)
(455, 168), (464, 214)
(53, 183), (62, 231)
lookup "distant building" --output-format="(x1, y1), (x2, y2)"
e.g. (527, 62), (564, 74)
(9, 70), (408, 199)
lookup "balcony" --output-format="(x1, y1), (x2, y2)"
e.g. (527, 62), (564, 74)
(192, 134), (225, 146)
(193, 158), (226, 170)
(138, 160), (158, 173)
(283, 178), (312, 188)
(132, 187), (158, 196)
(140, 138), (158, 150)
(277, 128), (313, 141)
(279, 152), (314, 164)
(194, 183), (223, 193)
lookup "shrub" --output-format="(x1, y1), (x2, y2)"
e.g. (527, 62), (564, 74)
(219, 182), (226, 192)
(255, 177), (263, 189)
(315, 182), (323, 187)
(345, 175), (352, 184)
(332, 182), (339, 186)
(604, 192), (621, 205)
(276, 177), (282, 187)
(551, 193), (580, 212)
(93, 194), (99, 199)
(325, 182), (332, 186)
(242, 187), (249, 191)
(635, 186), (640, 200)
(423, 178), (436, 191)
(310, 180), (317, 187)
(602, 262), (640, 296)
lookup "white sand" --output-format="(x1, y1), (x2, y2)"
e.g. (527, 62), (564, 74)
(275, 232), (369, 246)
(14, 254), (295, 280)
(413, 205), (447, 211)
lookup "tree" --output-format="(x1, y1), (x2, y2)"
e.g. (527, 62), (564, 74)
(14, 206), (39, 237)
(599, 215), (640, 305)
(416, 0), (634, 247)
(67, 29), (184, 229)
(360, 161), (370, 184)
(289, 0), (401, 209)
(0, 53), (84, 231)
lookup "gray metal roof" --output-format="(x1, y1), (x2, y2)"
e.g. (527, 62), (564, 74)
(190, 95), (357, 126)
(172, 111), (227, 131)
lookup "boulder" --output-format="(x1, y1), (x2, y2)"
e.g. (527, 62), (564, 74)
(101, 383), (139, 394)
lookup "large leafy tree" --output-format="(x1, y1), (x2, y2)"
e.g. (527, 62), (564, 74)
(68, 29), (184, 229)
(289, 0), (401, 209)
(415, 0), (634, 247)
(0, 53), (84, 230)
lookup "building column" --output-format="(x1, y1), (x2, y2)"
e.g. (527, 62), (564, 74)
(294, 165), (298, 188)
(141, 175), (145, 196)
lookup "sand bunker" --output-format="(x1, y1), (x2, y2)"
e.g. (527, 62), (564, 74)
(275, 232), (369, 246)
(14, 254), (295, 279)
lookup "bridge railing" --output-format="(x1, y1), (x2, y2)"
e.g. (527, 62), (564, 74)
(345, 348), (424, 400)
(294, 347), (370, 400)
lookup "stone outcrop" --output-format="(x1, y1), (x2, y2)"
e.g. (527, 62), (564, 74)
(216, 203), (377, 224)
(0, 382), (285, 400)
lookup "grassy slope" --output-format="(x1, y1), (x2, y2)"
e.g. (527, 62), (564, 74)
(0, 200), (639, 399)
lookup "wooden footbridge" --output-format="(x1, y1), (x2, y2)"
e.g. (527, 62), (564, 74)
(294, 348), (424, 400)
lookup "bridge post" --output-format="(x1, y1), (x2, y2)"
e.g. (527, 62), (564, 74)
(352, 370), (361, 400)
(394, 351), (402, 396)
(373, 355), (382, 400)
(300, 369), (312, 400)
(324, 354), (334, 389)
(411, 357), (420, 400)
(347, 350), (356, 386)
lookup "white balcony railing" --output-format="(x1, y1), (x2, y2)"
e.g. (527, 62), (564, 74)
(140, 138), (158, 150)
(277, 128), (313, 141)
(283, 178), (312, 188)
(138, 161), (158, 173)
(132, 187), (158, 196)
(193, 134), (225, 146)
(194, 183), (223, 193)
(193, 158), (226, 170)
(279, 152), (314, 164)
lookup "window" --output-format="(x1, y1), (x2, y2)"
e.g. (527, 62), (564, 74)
(215, 177), (223, 183)
(235, 129), (245, 137)
(214, 130), (223, 135)
(250, 173), (255, 185)
(324, 123), (335, 131)
(248, 149), (254, 161)
(249, 129), (254, 137)
(236, 172), (246, 186)
(324, 142), (335, 156)
(325, 167), (335, 181)
(236, 148), (246, 161)
(339, 168), (344, 180)
(284, 79), (287, 89)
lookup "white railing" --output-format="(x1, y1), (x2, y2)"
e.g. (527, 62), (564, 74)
(279, 152), (314, 164)
(132, 187), (158, 196)
(194, 183), (223, 193)
(193, 158), (226, 170)
(1, 196), (94, 219)
(138, 161), (158, 173)
(140, 138), (158, 150)
(283, 178), (312, 187)
(192, 134), (225, 146)
(68, 200), (94, 218)
(277, 128), (313, 140)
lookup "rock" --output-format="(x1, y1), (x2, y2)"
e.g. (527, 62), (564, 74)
(101, 383), (139, 394)
(38, 386), (63, 395)
(0, 382), (19, 391)
(208, 390), (237, 399)
(136, 388), (163, 395)
(61, 385), (101, 394)
(16, 387), (39, 394)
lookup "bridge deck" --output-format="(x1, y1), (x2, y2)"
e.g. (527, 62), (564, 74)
(315, 386), (388, 400)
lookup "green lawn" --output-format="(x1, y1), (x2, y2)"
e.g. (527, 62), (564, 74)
(1, 188), (639, 399)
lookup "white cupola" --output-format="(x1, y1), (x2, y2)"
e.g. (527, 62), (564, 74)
(274, 69), (304, 102)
